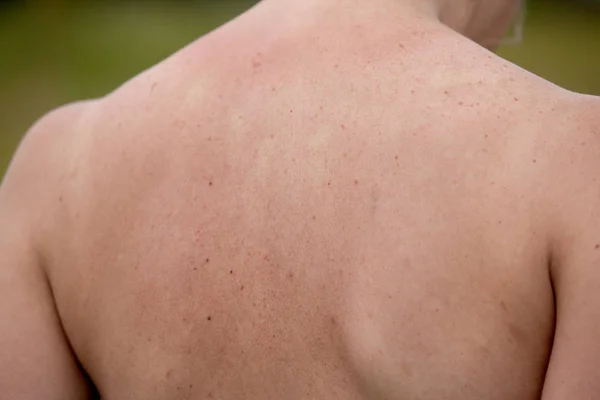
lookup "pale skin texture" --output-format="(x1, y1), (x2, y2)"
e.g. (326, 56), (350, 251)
(2, 0), (600, 399)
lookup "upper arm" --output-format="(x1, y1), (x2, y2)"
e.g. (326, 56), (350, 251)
(0, 105), (92, 399)
(542, 99), (600, 399)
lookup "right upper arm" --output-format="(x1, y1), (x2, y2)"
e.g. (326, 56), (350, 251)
(541, 95), (600, 400)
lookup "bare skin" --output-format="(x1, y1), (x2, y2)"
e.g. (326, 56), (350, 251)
(2, 0), (600, 399)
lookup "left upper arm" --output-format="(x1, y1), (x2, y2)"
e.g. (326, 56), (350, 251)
(0, 103), (94, 399)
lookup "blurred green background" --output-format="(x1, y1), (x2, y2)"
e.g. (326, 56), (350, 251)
(1, 0), (599, 177)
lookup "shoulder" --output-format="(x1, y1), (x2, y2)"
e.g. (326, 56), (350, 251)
(543, 92), (600, 180)
(538, 91), (600, 271)
(0, 100), (97, 242)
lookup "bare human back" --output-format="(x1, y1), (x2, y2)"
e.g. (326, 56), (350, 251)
(2, 0), (600, 399)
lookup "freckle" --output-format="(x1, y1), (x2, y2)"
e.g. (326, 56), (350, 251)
(230, 270), (234, 274)
(399, 44), (405, 49)
(206, 258), (210, 263)
(208, 392), (213, 398)
(411, 90), (415, 94)
(491, 181), (495, 185)
(58, 196), (63, 202)
(444, 90), (449, 95)
(334, 64), (339, 69)
(595, 244), (600, 250)
(209, 181), (213, 186)
(312, 215), (316, 220)
(241, 285), (244, 291)
(271, 87), (276, 92)
(459, 101), (464, 106)
(533, 159), (537, 163)
(190, 384), (193, 389)
(395, 156), (399, 160)
(207, 316), (212, 321)
(498, 220), (502, 225)
(343, 153), (347, 158)
(501, 301), (508, 312)
(194, 267), (197, 271)
(330, 316), (336, 324)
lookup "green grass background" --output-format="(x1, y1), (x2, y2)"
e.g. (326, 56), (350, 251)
(1, 0), (599, 176)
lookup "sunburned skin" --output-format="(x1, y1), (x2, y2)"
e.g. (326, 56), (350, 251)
(1, 1), (600, 400)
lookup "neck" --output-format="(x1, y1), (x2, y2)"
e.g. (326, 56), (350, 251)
(262, 0), (477, 35)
